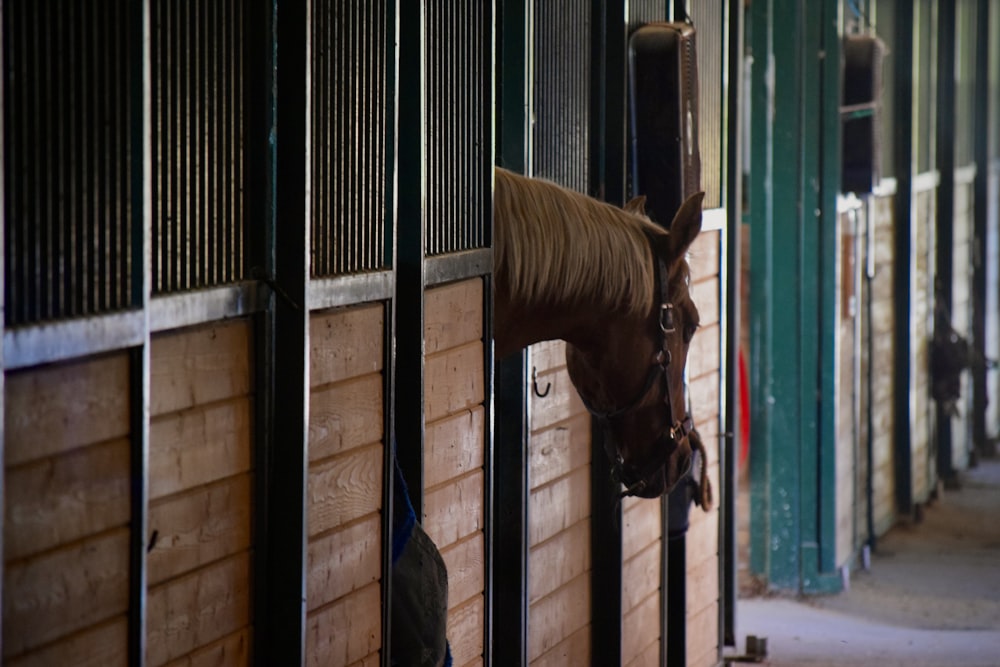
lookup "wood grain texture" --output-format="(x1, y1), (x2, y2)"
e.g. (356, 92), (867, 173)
(151, 320), (252, 416)
(529, 368), (587, 433)
(622, 500), (660, 561)
(622, 541), (661, 613)
(4, 529), (130, 658)
(441, 532), (485, 610)
(529, 624), (590, 667)
(162, 628), (251, 667)
(688, 231), (720, 282)
(528, 413), (591, 489)
(5, 617), (127, 667)
(148, 474), (253, 586)
(689, 277), (720, 326)
(305, 582), (380, 667)
(622, 591), (659, 666)
(146, 553), (252, 667)
(425, 279), (484, 354)
(424, 341), (485, 422)
(346, 653), (381, 667)
(528, 466), (590, 547)
(307, 513), (380, 612)
(528, 519), (590, 604)
(625, 637), (660, 667)
(423, 469), (484, 549)
(308, 444), (383, 537)
(149, 398), (253, 500)
(686, 601), (719, 667)
(425, 406), (485, 489)
(688, 323), (720, 380)
(685, 549), (719, 616)
(309, 374), (383, 461)
(5, 354), (130, 466)
(528, 573), (590, 662)
(446, 594), (485, 667)
(310, 303), (384, 388)
(6, 438), (130, 561)
(530, 340), (567, 374)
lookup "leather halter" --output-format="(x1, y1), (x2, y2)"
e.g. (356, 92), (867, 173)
(579, 252), (695, 498)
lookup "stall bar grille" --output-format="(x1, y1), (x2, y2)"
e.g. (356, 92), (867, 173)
(3, 0), (135, 326)
(151, 0), (245, 294)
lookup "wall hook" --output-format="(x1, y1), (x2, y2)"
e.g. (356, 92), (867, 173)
(531, 366), (551, 398)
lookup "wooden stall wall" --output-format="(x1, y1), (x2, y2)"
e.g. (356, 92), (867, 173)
(306, 304), (386, 666)
(422, 279), (487, 667)
(685, 229), (722, 667)
(4, 354), (132, 666)
(988, 162), (1000, 444)
(870, 195), (897, 534)
(910, 188), (935, 502)
(836, 206), (861, 568)
(620, 494), (660, 667)
(950, 178), (975, 470)
(527, 340), (592, 666)
(147, 320), (254, 666)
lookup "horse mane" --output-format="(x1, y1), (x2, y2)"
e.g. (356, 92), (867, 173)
(494, 167), (678, 317)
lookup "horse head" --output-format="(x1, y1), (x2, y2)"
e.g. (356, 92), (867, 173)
(566, 192), (704, 498)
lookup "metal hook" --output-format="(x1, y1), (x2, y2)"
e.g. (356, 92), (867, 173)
(531, 366), (551, 398)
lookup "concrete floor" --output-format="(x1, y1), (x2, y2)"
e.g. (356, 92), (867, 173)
(731, 457), (1000, 667)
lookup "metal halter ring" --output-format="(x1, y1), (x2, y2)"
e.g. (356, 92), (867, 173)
(660, 302), (676, 333)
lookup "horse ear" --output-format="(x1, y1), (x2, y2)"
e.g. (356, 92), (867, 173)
(667, 191), (704, 259)
(624, 195), (647, 215)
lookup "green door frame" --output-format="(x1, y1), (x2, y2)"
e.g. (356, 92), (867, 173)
(747, 0), (843, 594)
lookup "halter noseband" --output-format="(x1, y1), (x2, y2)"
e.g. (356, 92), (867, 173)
(579, 252), (695, 498)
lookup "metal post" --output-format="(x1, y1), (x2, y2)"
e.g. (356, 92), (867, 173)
(493, 0), (530, 663)
(972, 0), (990, 460)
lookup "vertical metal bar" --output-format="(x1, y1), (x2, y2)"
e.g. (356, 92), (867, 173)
(483, 9), (497, 666)
(264, 0), (309, 662)
(893, 0), (915, 516)
(128, 0), (151, 663)
(972, 0), (990, 460)
(935, 0), (957, 482)
(720, 0), (743, 647)
(0, 0), (7, 654)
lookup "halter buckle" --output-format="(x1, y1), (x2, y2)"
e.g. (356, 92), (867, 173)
(660, 302), (676, 333)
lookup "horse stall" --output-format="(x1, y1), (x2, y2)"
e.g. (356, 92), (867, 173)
(2, 1), (741, 666)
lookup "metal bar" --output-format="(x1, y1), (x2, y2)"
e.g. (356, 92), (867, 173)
(3, 311), (145, 370)
(424, 248), (492, 286)
(128, 0), (152, 663)
(307, 271), (394, 310)
(972, 0), (990, 459)
(263, 0), (309, 662)
(721, 0), (743, 643)
(935, 0), (957, 482)
(892, 0), (915, 516)
(0, 0), (7, 654)
(150, 282), (265, 331)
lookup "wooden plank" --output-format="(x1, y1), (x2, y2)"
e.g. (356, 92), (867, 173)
(146, 553), (252, 667)
(5, 616), (127, 667)
(5, 354), (130, 466)
(307, 513), (380, 612)
(685, 508), (719, 567)
(622, 591), (659, 666)
(151, 320), (252, 417)
(530, 340), (568, 374)
(308, 444), (383, 537)
(424, 341), (485, 422)
(529, 519), (590, 604)
(4, 529), (130, 658)
(688, 323), (720, 380)
(310, 303), (384, 388)
(625, 637), (659, 667)
(529, 624), (590, 667)
(346, 653), (381, 667)
(425, 406), (486, 489)
(6, 438), (130, 561)
(689, 277), (720, 326)
(529, 466), (590, 547)
(685, 549), (719, 617)
(423, 470), (484, 549)
(149, 398), (253, 500)
(309, 374), (383, 462)
(425, 279), (484, 354)
(686, 601), (719, 667)
(688, 231), (720, 282)
(622, 541), (661, 613)
(529, 368), (587, 433)
(446, 594), (485, 667)
(441, 532), (485, 610)
(148, 474), (253, 586)
(163, 628), (251, 667)
(528, 573), (591, 662)
(305, 582), (380, 667)
(622, 500), (660, 561)
(528, 413), (591, 490)
(688, 373), (720, 424)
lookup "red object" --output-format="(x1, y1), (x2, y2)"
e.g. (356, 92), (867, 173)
(738, 348), (750, 468)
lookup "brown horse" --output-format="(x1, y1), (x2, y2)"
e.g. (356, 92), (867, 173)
(493, 167), (709, 501)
